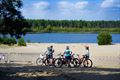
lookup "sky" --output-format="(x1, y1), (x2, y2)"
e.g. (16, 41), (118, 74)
(21, 0), (120, 20)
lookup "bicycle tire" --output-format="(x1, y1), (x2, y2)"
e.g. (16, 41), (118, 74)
(36, 58), (43, 66)
(54, 58), (63, 68)
(44, 59), (50, 66)
(83, 59), (93, 68)
(72, 58), (80, 67)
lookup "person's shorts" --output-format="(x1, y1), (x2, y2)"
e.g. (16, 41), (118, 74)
(65, 56), (71, 61)
(46, 54), (53, 59)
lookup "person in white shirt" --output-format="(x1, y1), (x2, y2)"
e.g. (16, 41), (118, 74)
(84, 45), (90, 59)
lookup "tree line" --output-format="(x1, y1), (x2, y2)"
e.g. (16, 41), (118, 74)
(27, 19), (120, 28)
(26, 19), (120, 33)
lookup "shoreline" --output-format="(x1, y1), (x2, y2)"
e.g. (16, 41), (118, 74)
(27, 31), (120, 34)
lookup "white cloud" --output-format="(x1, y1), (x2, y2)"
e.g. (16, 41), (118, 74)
(32, 1), (49, 10)
(32, 1), (50, 17)
(22, 1), (50, 19)
(21, 0), (120, 20)
(75, 1), (88, 9)
(57, 1), (89, 18)
(58, 1), (73, 10)
(58, 1), (88, 10)
(101, 0), (120, 8)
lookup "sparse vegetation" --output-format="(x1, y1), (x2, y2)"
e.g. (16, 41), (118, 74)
(0, 37), (17, 45)
(0, 37), (27, 46)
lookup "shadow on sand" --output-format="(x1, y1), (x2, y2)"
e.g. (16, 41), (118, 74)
(0, 64), (120, 80)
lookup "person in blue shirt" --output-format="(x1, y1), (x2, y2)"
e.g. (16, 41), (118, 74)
(44, 46), (54, 65)
(63, 46), (72, 61)
(45, 46), (54, 59)
(48, 45), (54, 59)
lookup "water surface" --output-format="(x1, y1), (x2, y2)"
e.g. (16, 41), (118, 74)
(24, 33), (120, 43)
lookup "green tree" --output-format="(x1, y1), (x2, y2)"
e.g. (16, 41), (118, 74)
(0, 0), (30, 38)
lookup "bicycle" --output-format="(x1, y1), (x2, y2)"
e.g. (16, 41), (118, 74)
(36, 54), (46, 66)
(36, 53), (55, 66)
(44, 56), (55, 66)
(77, 55), (93, 68)
(54, 53), (80, 68)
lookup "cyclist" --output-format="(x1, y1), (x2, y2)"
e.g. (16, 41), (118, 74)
(45, 46), (54, 65)
(84, 45), (90, 59)
(49, 45), (54, 59)
(63, 46), (72, 67)
(45, 46), (54, 59)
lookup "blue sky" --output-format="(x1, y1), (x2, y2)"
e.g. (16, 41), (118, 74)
(21, 0), (120, 20)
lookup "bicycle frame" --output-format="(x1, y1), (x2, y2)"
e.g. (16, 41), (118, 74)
(58, 54), (75, 65)
(77, 55), (88, 64)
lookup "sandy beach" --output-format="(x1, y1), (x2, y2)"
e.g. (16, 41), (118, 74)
(0, 43), (120, 68)
(0, 43), (120, 80)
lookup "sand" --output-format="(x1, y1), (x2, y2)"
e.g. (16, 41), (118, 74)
(0, 65), (120, 80)
(0, 43), (120, 68)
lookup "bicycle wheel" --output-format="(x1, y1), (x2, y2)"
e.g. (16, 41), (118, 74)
(36, 58), (43, 66)
(83, 59), (93, 68)
(54, 58), (63, 68)
(72, 58), (80, 67)
(44, 59), (50, 66)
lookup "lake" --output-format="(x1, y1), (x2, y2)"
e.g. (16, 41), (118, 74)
(24, 33), (120, 43)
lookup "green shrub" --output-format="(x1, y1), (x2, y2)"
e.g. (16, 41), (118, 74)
(18, 38), (26, 46)
(97, 32), (112, 45)
(8, 38), (17, 45)
(0, 37), (16, 45)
